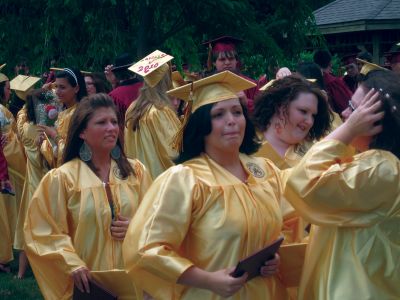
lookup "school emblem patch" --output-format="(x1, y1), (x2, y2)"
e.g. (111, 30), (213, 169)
(246, 162), (265, 178)
(113, 166), (124, 179)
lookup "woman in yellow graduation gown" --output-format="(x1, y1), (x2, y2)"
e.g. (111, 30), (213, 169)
(285, 69), (400, 299)
(24, 94), (152, 299)
(123, 71), (288, 300)
(253, 75), (332, 243)
(0, 72), (26, 272)
(39, 68), (87, 168)
(124, 53), (180, 179)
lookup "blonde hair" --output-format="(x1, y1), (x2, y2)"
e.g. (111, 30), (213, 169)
(125, 71), (173, 131)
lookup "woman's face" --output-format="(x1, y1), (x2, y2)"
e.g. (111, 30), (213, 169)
(79, 107), (119, 155)
(2, 81), (10, 103)
(204, 98), (246, 155)
(85, 76), (96, 95)
(170, 97), (182, 113)
(55, 77), (79, 106)
(276, 92), (318, 145)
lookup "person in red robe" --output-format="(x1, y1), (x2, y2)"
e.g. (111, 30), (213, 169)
(314, 49), (353, 114)
(104, 53), (143, 135)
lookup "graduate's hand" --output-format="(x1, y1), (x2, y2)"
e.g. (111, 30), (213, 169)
(344, 89), (384, 138)
(71, 266), (91, 294)
(104, 65), (118, 88)
(207, 267), (247, 298)
(260, 253), (280, 277)
(37, 125), (57, 140)
(275, 67), (291, 79)
(110, 215), (130, 240)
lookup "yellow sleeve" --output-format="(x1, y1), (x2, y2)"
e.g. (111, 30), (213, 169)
(285, 139), (400, 227)
(123, 165), (196, 300)
(24, 169), (86, 299)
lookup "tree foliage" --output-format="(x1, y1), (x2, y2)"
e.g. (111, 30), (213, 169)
(0, 0), (328, 79)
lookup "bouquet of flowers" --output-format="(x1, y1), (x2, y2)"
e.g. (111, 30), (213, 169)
(34, 91), (60, 126)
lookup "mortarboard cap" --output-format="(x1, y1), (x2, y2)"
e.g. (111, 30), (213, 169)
(111, 53), (135, 71)
(167, 70), (255, 113)
(356, 58), (386, 75)
(0, 63), (8, 83)
(167, 71), (256, 151)
(129, 50), (174, 87)
(10, 75), (41, 100)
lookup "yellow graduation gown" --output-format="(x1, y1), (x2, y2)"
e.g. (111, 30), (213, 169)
(124, 104), (180, 179)
(0, 105), (26, 263)
(285, 139), (400, 300)
(255, 140), (312, 244)
(40, 104), (76, 168)
(14, 108), (49, 250)
(123, 153), (289, 300)
(24, 158), (152, 300)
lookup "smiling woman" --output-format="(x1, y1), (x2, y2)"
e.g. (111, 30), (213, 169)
(24, 93), (152, 299)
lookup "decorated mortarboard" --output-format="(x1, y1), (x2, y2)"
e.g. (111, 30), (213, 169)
(0, 63), (8, 83)
(356, 58), (386, 75)
(171, 71), (186, 89)
(167, 71), (256, 151)
(10, 75), (41, 101)
(129, 50), (174, 88)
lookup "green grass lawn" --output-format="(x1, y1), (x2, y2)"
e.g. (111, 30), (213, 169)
(0, 252), (42, 300)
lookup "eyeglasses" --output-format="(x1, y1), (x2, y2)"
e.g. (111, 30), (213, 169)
(348, 100), (356, 112)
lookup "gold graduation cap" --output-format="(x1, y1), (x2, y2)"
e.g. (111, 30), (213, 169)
(0, 63), (8, 83)
(10, 75), (41, 100)
(356, 58), (386, 75)
(167, 71), (256, 151)
(129, 50), (174, 87)
(167, 70), (256, 113)
(50, 67), (91, 75)
(171, 71), (186, 89)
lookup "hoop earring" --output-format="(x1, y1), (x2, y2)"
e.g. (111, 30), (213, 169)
(111, 145), (121, 160)
(79, 142), (92, 162)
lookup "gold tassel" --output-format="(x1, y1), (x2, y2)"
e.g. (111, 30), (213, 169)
(171, 83), (194, 152)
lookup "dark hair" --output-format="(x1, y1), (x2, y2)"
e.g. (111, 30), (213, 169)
(85, 73), (111, 93)
(212, 50), (238, 63)
(0, 81), (6, 102)
(175, 102), (260, 164)
(296, 62), (325, 90)
(56, 68), (87, 101)
(360, 70), (400, 158)
(253, 75), (332, 140)
(63, 93), (134, 178)
(25, 88), (46, 124)
(313, 50), (332, 69)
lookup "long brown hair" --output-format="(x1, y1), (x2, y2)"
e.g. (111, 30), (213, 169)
(125, 71), (173, 131)
(63, 93), (134, 178)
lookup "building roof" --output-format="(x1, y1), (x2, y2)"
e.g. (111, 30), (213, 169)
(314, 0), (400, 34)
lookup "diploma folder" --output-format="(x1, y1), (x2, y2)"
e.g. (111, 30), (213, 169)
(73, 279), (117, 300)
(230, 237), (284, 281)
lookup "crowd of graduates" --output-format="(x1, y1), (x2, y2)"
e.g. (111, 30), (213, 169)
(1, 36), (400, 300)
